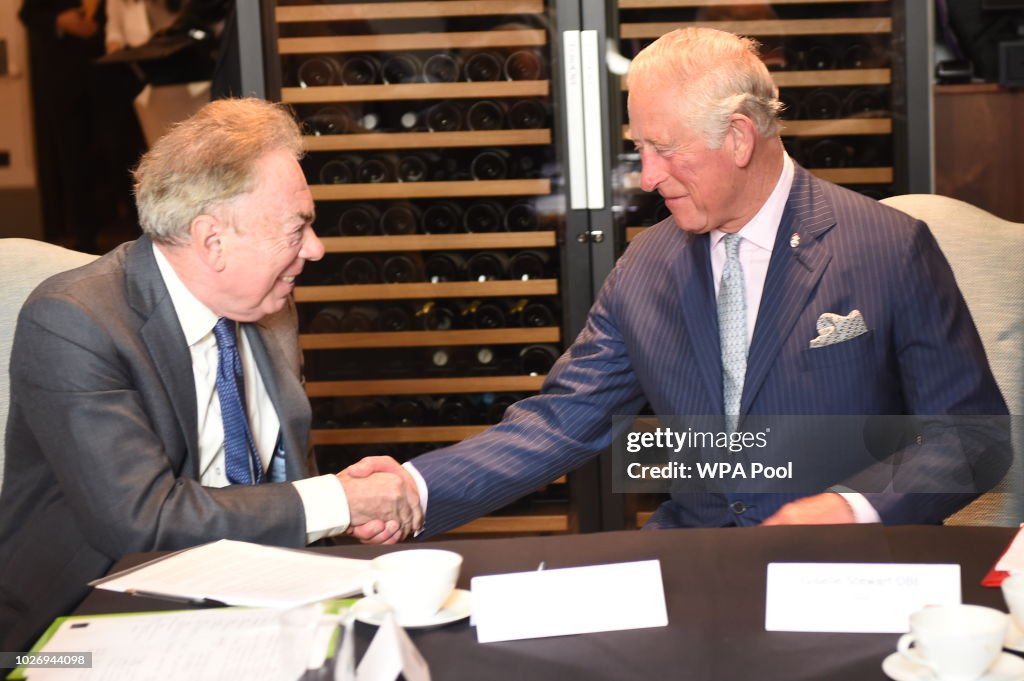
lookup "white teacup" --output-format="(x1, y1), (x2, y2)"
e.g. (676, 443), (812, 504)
(897, 604), (1008, 681)
(363, 549), (462, 620)
(1001, 574), (1024, 633)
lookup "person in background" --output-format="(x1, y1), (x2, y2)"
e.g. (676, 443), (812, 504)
(346, 27), (1007, 539)
(0, 99), (421, 651)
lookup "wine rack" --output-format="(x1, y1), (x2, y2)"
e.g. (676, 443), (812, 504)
(269, 0), (569, 536)
(615, 0), (901, 249)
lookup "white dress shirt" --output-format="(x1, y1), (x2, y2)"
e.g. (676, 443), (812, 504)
(153, 244), (351, 541)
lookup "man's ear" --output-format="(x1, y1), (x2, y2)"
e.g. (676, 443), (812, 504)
(190, 213), (228, 272)
(727, 114), (757, 168)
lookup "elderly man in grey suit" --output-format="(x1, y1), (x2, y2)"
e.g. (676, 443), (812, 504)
(0, 99), (421, 650)
(350, 27), (1007, 539)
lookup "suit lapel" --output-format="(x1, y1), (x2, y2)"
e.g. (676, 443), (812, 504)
(671, 231), (723, 412)
(741, 166), (835, 416)
(244, 320), (312, 479)
(126, 236), (201, 476)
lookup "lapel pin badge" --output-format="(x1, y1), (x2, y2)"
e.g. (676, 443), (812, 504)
(789, 233), (800, 248)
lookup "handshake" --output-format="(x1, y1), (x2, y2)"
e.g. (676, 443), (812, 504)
(336, 456), (423, 545)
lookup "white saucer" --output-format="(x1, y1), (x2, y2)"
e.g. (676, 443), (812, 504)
(351, 589), (471, 628)
(1006, 618), (1024, 654)
(882, 651), (1024, 681)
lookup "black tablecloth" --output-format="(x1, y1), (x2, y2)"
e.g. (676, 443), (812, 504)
(76, 525), (1016, 681)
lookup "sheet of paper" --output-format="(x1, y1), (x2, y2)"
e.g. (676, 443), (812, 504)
(356, 613), (430, 681)
(765, 563), (961, 633)
(93, 539), (369, 607)
(995, 526), (1024, 572)
(471, 559), (668, 643)
(24, 606), (322, 681)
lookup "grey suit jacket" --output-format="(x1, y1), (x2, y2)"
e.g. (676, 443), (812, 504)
(0, 236), (314, 650)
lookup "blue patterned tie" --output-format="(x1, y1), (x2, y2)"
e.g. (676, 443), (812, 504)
(718, 233), (747, 433)
(212, 317), (264, 484)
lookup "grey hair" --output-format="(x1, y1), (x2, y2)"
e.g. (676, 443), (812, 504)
(627, 27), (782, 148)
(133, 98), (304, 245)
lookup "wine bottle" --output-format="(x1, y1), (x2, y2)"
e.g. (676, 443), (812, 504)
(296, 56), (340, 87)
(413, 300), (460, 331)
(319, 155), (362, 185)
(802, 89), (843, 120)
(466, 251), (510, 281)
(424, 252), (468, 283)
(422, 201), (463, 234)
(388, 397), (432, 427)
(470, 149), (509, 181)
(463, 201), (505, 233)
(425, 102), (463, 132)
(807, 139), (852, 168)
(463, 51), (505, 82)
(381, 254), (422, 284)
(325, 397), (390, 428)
(381, 53), (422, 84)
(509, 298), (556, 328)
(484, 394), (523, 424)
(508, 250), (551, 280)
(423, 53), (460, 83)
(303, 105), (354, 136)
(504, 49), (547, 80)
(804, 44), (837, 71)
(466, 100), (507, 131)
(308, 305), (347, 333)
(435, 395), (478, 425)
(357, 155), (397, 183)
(337, 304), (379, 332)
(379, 202), (421, 235)
(778, 91), (802, 121)
(339, 255), (381, 284)
(465, 299), (506, 329)
(397, 154), (432, 183)
(519, 344), (560, 375)
(507, 99), (548, 129)
(843, 88), (886, 119)
(503, 202), (539, 231)
(378, 304), (412, 332)
(339, 54), (381, 85)
(337, 203), (381, 237)
(427, 346), (458, 371)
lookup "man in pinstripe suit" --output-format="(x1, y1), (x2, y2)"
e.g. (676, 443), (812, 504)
(348, 28), (1007, 537)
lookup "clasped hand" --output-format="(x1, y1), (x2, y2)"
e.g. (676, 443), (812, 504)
(336, 456), (422, 544)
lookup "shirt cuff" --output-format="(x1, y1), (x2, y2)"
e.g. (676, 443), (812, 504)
(403, 461), (429, 537)
(291, 475), (351, 543)
(835, 491), (882, 524)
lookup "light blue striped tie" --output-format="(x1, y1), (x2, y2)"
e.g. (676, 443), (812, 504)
(213, 318), (264, 484)
(718, 233), (747, 433)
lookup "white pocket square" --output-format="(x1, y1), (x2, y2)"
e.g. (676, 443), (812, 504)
(809, 309), (868, 348)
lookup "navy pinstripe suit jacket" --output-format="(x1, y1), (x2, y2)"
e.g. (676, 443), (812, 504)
(412, 165), (1008, 535)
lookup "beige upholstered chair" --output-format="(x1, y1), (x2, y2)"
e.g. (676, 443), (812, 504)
(881, 195), (1024, 526)
(0, 239), (97, 494)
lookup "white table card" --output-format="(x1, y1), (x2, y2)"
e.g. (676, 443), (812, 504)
(355, 613), (430, 681)
(765, 563), (961, 633)
(471, 559), (668, 643)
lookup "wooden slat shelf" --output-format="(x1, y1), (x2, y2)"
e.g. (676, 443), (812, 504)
(319, 231), (556, 254)
(620, 0), (884, 6)
(621, 68), (892, 90)
(304, 129), (552, 152)
(620, 17), (891, 39)
(781, 118), (892, 136)
(623, 118), (892, 140)
(306, 374), (546, 397)
(310, 179), (551, 201)
(301, 327), (561, 350)
(312, 425), (487, 445)
(282, 80), (550, 104)
(810, 166), (893, 184)
(294, 279), (559, 303)
(448, 514), (569, 534)
(626, 226), (647, 242)
(279, 29), (546, 55)
(636, 511), (654, 527)
(277, 0), (543, 23)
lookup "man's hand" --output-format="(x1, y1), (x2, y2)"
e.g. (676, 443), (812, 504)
(56, 8), (99, 38)
(337, 456), (423, 543)
(761, 493), (856, 525)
